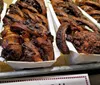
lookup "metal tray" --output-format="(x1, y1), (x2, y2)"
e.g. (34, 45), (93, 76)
(0, 62), (100, 79)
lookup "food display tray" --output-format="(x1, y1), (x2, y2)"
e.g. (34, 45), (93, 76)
(0, 0), (100, 80)
(47, 0), (100, 64)
(0, 62), (100, 79)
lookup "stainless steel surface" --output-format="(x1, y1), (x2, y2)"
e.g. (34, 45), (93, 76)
(0, 63), (100, 79)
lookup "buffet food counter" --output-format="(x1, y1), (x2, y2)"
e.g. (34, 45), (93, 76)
(0, 0), (100, 85)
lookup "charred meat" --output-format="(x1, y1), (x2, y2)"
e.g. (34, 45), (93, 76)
(1, 0), (54, 62)
(56, 23), (100, 54)
(51, 0), (100, 54)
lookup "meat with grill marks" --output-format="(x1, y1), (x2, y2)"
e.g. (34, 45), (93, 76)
(1, 0), (54, 62)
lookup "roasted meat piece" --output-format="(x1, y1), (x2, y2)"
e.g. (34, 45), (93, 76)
(87, 10), (100, 16)
(2, 44), (22, 61)
(71, 16), (99, 33)
(51, 0), (83, 17)
(80, 1), (100, 10)
(72, 31), (100, 54)
(22, 9), (48, 27)
(56, 23), (70, 54)
(80, 5), (94, 12)
(9, 4), (24, 17)
(16, 1), (38, 13)
(20, 0), (46, 15)
(11, 22), (33, 34)
(6, 14), (24, 22)
(1, 26), (22, 60)
(66, 2), (82, 17)
(21, 42), (43, 62)
(36, 37), (54, 60)
(56, 23), (100, 54)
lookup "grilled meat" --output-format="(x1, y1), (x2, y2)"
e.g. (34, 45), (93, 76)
(51, 0), (100, 54)
(1, 0), (54, 62)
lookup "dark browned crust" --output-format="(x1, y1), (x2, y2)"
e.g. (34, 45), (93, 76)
(72, 31), (100, 54)
(71, 16), (99, 33)
(29, 23), (48, 36)
(35, 0), (46, 15)
(56, 23), (70, 54)
(3, 17), (13, 26)
(82, 1), (100, 10)
(11, 22), (33, 34)
(80, 5), (94, 12)
(5, 14), (24, 22)
(16, 1), (38, 13)
(22, 42), (43, 62)
(22, 9), (48, 27)
(2, 44), (22, 61)
(67, 2), (82, 17)
(36, 37), (54, 60)
(19, 0), (46, 15)
(1, 26), (22, 61)
(9, 4), (24, 17)
(87, 10), (100, 16)
(57, 16), (84, 31)
(51, 0), (82, 17)
(54, 8), (68, 17)
(51, 0), (64, 7)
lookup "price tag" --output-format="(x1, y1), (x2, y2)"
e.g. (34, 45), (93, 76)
(0, 74), (90, 85)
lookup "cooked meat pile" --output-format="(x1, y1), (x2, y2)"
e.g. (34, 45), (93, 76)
(51, 0), (100, 54)
(76, 0), (100, 23)
(1, 0), (54, 61)
(72, 31), (100, 54)
(0, 0), (3, 20)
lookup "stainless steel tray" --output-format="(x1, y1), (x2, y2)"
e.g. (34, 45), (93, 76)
(0, 63), (100, 79)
